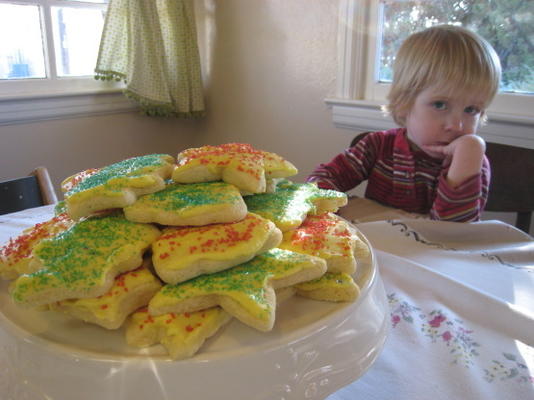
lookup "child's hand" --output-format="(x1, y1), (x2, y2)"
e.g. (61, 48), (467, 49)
(424, 135), (486, 188)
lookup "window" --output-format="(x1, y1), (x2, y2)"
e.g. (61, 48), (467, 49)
(0, 0), (133, 125)
(0, 0), (119, 96)
(328, 0), (534, 149)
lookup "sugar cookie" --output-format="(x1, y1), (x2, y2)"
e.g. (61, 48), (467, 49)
(244, 181), (348, 231)
(152, 213), (282, 284)
(123, 181), (247, 226)
(0, 213), (74, 280)
(10, 213), (160, 307)
(126, 306), (232, 360)
(294, 272), (360, 302)
(278, 213), (358, 275)
(126, 286), (296, 360)
(61, 168), (100, 193)
(49, 261), (162, 329)
(149, 248), (327, 332)
(172, 143), (297, 194)
(65, 154), (175, 220)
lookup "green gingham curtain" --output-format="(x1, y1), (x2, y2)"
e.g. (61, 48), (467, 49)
(95, 0), (205, 117)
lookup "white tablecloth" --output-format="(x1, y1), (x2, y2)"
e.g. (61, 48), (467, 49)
(1, 204), (533, 400)
(328, 199), (534, 400)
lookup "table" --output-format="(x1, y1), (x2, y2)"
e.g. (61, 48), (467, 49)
(1, 200), (533, 400)
(328, 197), (534, 400)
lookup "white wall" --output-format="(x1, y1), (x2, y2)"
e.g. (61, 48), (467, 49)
(0, 112), (205, 195)
(194, 0), (354, 183)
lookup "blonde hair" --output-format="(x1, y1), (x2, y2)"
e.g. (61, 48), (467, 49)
(386, 25), (501, 126)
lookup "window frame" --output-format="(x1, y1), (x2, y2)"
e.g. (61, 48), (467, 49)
(0, 0), (135, 125)
(326, 0), (534, 149)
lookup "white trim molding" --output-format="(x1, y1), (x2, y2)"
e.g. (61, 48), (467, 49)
(330, 0), (534, 149)
(325, 98), (534, 150)
(0, 91), (138, 126)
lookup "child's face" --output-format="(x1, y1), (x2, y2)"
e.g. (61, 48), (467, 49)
(404, 85), (485, 159)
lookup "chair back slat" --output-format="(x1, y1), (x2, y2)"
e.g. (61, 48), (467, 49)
(485, 142), (534, 233)
(0, 167), (58, 216)
(0, 176), (44, 215)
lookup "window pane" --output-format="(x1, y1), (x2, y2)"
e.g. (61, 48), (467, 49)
(67, 1), (108, 3)
(378, 0), (534, 94)
(51, 6), (106, 77)
(0, 4), (46, 80)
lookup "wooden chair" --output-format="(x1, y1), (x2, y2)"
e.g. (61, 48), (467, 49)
(0, 167), (58, 215)
(485, 142), (534, 233)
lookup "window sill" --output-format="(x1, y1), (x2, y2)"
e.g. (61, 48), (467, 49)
(325, 98), (534, 150)
(0, 90), (138, 126)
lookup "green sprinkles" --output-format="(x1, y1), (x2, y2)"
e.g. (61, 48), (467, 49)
(66, 154), (172, 195)
(126, 181), (242, 212)
(11, 213), (159, 305)
(156, 248), (319, 312)
(245, 182), (346, 228)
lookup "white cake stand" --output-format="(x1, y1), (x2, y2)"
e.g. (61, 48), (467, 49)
(0, 218), (388, 400)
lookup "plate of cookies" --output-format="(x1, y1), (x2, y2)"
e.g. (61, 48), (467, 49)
(0, 143), (389, 400)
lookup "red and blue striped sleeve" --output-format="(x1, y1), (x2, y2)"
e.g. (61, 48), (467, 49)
(430, 156), (491, 222)
(306, 132), (381, 192)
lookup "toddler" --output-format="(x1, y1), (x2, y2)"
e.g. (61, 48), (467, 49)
(307, 25), (501, 221)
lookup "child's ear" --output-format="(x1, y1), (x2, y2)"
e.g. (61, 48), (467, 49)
(395, 109), (408, 127)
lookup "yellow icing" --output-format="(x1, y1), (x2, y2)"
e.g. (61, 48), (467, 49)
(295, 272), (355, 291)
(0, 213), (74, 280)
(124, 181), (244, 219)
(262, 151), (298, 178)
(278, 213), (357, 270)
(244, 182), (348, 231)
(52, 265), (161, 322)
(152, 213), (279, 281)
(149, 248), (326, 331)
(172, 143), (297, 193)
(64, 154), (174, 219)
(127, 307), (231, 359)
(11, 213), (161, 306)
(295, 272), (360, 303)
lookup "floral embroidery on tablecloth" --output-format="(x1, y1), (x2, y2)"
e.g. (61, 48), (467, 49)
(484, 353), (534, 384)
(421, 310), (480, 368)
(388, 293), (479, 368)
(387, 292), (534, 386)
(388, 293), (424, 327)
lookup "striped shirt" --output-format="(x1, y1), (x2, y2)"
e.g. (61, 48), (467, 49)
(306, 128), (490, 222)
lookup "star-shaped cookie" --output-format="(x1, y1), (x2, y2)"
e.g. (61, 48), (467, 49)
(294, 272), (360, 302)
(172, 143), (297, 194)
(126, 306), (232, 360)
(278, 213), (358, 274)
(64, 154), (175, 220)
(61, 168), (100, 193)
(152, 213), (282, 284)
(244, 181), (348, 231)
(0, 213), (74, 280)
(149, 248), (327, 332)
(123, 181), (247, 226)
(49, 261), (162, 329)
(10, 213), (161, 307)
